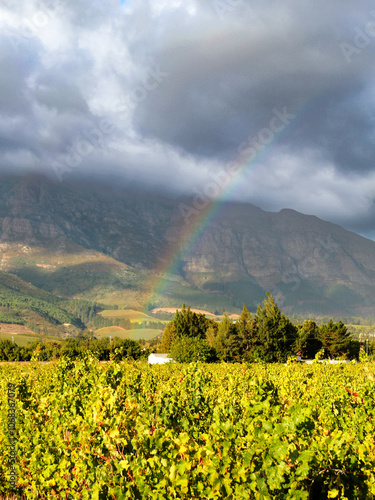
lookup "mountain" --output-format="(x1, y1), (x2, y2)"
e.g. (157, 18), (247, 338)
(1, 174), (375, 316)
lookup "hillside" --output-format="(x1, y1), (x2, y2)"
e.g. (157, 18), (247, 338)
(1, 174), (375, 315)
(0, 271), (85, 335)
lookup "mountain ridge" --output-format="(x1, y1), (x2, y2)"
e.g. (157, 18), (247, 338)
(1, 174), (375, 315)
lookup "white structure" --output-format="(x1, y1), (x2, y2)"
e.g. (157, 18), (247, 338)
(148, 353), (174, 365)
(296, 357), (352, 365)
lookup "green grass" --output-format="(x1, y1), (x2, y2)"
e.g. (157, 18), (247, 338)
(0, 332), (62, 347)
(95, 328), (162, 341)
(125, 329), (162, 341)
(94, 326), (128, 336)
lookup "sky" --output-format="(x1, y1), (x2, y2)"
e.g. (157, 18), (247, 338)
(1, 0), (375, 237)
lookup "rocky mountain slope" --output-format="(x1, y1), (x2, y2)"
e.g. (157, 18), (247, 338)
(1, 174), (375, 315)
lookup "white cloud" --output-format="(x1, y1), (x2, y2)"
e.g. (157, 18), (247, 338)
(235, 148), (375, 222)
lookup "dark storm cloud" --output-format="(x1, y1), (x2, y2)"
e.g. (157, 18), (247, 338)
(0, 0), (375, 236)
(0, 33), (39, 115)
(134, 0), (375, 166)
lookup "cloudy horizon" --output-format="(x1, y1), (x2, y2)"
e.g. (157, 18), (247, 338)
(1, 0), (375, 237)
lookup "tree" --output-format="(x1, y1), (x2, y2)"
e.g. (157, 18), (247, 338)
(159, 322), (177, 352)
(60, 338), (81, 359)
(255, 293), (298, 362)
(0, 340), (21, 361)
(205, 324), (218, 348)
(169, 336), (216, 363)
(296, 321), (322, 358)
(318, 319), (352, 358)
(213, 314), (237, 361)
(235, 305), (258, 360)
(112, 338), (143, 361)
(173, 304), (208, 339)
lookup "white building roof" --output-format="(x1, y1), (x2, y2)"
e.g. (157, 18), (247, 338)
(148, 353), (174, 364)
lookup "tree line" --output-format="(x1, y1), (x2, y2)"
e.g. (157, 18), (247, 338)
(159, 294), (361, 363)
(0, 335), (148, 362)
(0, 294), (363, 363)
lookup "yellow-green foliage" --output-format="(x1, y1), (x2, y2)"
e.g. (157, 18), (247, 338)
(0, 359), (374, 498)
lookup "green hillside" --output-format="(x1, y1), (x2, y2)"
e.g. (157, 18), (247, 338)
(0, 271), (85, 335)
(6, 245), (240, 314)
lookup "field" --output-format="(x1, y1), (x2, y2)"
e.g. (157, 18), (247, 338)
(151, 307), (240, 320)
(0, 333), (61, 347)
(93, 326), (129, 336)
(98, 309), (164, 323)
(98, 307), (240, 324)
(0, 358), (375, 499)
(152, 307), (218, 318)
(95, 327), (162, 341)
(0, 324), (35, 335)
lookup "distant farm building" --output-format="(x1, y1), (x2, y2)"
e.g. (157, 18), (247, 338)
(296, 356), (352, 364)
(148, 353), (174, 365)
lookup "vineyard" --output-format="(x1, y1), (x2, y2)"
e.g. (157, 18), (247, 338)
(0, 357), (375, 499)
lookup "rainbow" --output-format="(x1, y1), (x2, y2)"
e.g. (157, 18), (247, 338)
(140, 104), (301, 314)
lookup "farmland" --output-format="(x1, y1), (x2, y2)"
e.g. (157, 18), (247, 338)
(98, 309), (167, 323)
(0, 333), (61, 348)
(95, 327), (162, 342)
(151, 308), (240, 321)
(0, 358), (374, 498)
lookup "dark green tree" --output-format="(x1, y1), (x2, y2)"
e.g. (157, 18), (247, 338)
(296, 320), (322, 358)
(213, 314), (237, 361)
(318, 319), (352, 358)
(173, 304), (209, 339)
(235, 305), (258, 360)
(255, 292), (298, 362)
(60, 338), (82, 359)
(0, 340), (21, 361)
